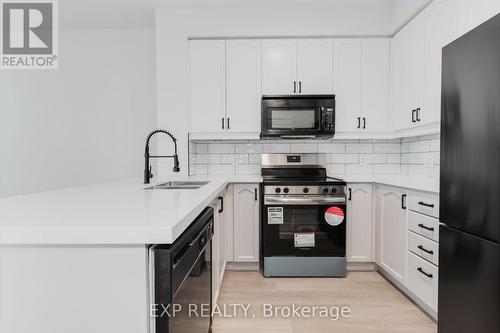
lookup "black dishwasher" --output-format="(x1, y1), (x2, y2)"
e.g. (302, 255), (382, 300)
(150, 207), (213, 333)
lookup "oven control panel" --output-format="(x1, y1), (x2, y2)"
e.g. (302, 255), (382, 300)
(264, 185), (346, 196)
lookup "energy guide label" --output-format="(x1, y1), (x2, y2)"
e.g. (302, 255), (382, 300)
(267, 207), (284, 224)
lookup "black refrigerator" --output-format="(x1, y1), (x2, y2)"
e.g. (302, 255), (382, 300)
(439, 13), (500, 333)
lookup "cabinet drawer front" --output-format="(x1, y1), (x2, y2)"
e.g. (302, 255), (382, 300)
(408, 192), (439, 218)
(407, 251), (438, 311)
(408, 231), (439, 266)
(408, 211), (439, 242)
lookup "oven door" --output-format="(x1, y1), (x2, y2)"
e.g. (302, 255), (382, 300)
(262, 198), (346, 257)
(261, 96), (333, 137)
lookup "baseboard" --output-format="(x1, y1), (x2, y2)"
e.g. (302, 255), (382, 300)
(376, 265), (437, 321)
(346, 262), (377, 271)
(226, 261), (259, 271)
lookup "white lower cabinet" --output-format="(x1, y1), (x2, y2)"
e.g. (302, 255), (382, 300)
(346, 184), (373, 262)
(376, 186), (407, 284)
(232, 183), (260, 263)
(374, 185), (440, 318)
(407, 251), (439, 311)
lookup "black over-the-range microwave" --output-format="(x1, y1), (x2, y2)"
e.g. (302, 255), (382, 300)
(260, 95), (335, 139)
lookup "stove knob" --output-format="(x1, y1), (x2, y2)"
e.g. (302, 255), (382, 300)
(275, 187), (281, 194)
(323, 188), (329, 194)
(283, 187), (289, 194)
(331, 187), (337, 194)
(303, 187), (309, 194)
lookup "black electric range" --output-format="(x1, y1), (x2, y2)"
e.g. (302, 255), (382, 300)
(260, 153), (347, 277)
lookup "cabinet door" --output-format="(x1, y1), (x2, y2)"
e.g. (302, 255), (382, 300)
(233, 184), (260, 263)
(390, 17), (424, 131)
(347, 184), (373, 262)
(189, 40), (226, 133)
(297, 39), (333, 94)
(333, 39), (362, 132)
(361, 39), (390, 132)
(378, 187), (407, 283)
(262, 39), (297, 94)
(226, 40), (261, 133)
(421, 0), (460, 126)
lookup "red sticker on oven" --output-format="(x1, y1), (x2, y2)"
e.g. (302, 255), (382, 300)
(325, 206), (344, 226)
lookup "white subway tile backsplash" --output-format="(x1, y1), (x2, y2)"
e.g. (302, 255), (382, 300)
(290, 143), (318, 153)
(263, 143), (290, 153)
(208, 164), (235, 175)
(196, 143), (208, 154)
(248, 154), (262, 164)
(193, 164), (208, 175)
(236, 164), (260, 175)
(430, 139), (440, 152)
(373, 164), (401, 175)
(360, 154), (387, 164)
(235, 143), (263, 154)
(327, 164), (345, 176)
(373, 143), (400, 153)
(318, 143), (345, 153)
(190, 135), (440, 180)
(208, 143), (235, 154)
(408, 165), (430, 177)
(345, 164), (373, 175)
(346, 143), (373, 153)
(332, 154), (359, 164)
(387, 154), (401, 164)
(408, 140), (430, 152)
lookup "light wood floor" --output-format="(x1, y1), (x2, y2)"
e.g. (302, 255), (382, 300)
(212, 271), (436, 333)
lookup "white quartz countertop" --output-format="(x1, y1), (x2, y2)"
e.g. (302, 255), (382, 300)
(0, 173), (437, 245)
(0, 177), (231, 245)
(343, 175), (439, 193)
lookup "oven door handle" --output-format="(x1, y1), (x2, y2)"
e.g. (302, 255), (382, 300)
(264, 196), (346, 205)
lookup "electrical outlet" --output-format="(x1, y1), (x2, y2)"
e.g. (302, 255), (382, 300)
(360, 156), (368, 166)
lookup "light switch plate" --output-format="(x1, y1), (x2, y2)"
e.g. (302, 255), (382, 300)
(360, 156), (368, 166)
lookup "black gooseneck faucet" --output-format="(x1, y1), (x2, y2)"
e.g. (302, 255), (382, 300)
(144, 129), (180, 184)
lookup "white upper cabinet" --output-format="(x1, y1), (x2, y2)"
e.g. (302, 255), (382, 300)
(189, 40), (226, 133)
(297, 39), (334, 94)
(262, 40), (298, 94)
(421, 0), (460, 126)
(262, 39), (334, 95)
(458, 0), (500, 35)
(361, 39), (390, 132)
(226, 40), (262, 133)
(390, 15), (425, 131)
(347, 184), (373, 262)
(335, 38), (390, 133)
(334, 39), (361, 133)
(390, 0), (462, 131)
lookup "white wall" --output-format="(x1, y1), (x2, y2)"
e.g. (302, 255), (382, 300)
(155, 4), (396, 179)
(0, 29), (156, 197)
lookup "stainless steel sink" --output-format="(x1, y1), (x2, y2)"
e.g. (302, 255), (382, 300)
(146, 181), (209, 190)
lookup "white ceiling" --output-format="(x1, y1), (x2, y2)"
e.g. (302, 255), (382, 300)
(60, 0), (433, 32)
